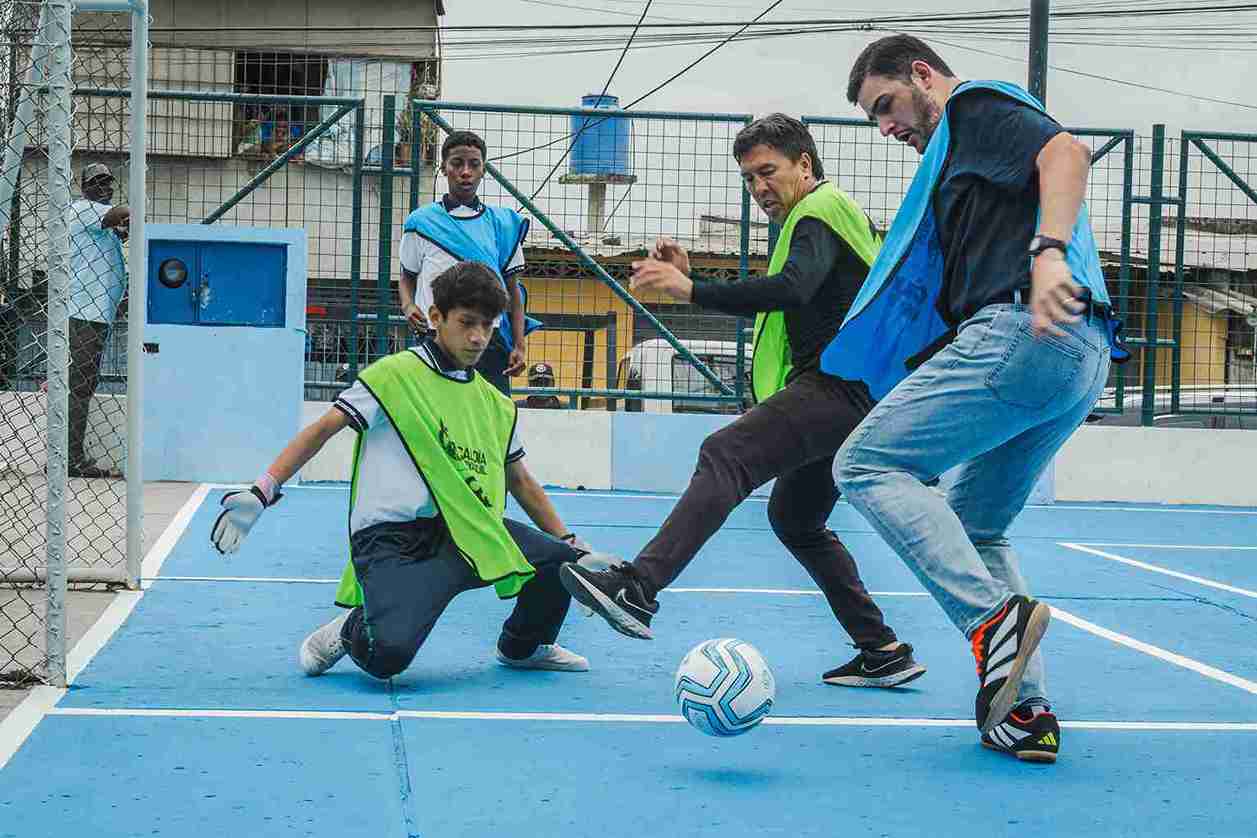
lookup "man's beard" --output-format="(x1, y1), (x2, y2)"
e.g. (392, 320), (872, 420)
(910, 87), (942, 145)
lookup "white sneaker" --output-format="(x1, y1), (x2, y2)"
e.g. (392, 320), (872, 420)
(299, 612), (350, 676)
(495, 642), (589, 672)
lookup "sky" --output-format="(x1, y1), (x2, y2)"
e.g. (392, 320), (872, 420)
(439, 0), (1257, 136)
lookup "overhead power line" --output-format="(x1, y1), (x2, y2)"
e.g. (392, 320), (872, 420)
(491, 0), (786, 164)
(130, 4), (1257, 33)
(926, 35), (1257, 111)
(527, 0), (654, 201)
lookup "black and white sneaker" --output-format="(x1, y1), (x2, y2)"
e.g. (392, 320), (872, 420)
(971, 595), (1051, 735)
(560, 560), (659, 640)
(822, 643), (927, 688)
(982, 700), (1060, 763)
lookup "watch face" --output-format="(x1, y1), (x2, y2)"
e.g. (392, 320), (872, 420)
(1029, 237), (1064, 255)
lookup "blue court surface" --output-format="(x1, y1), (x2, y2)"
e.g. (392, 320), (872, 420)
(3, 486), (1256, 837)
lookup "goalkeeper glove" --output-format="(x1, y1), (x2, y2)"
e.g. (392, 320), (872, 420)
(210, 486), (281, 555)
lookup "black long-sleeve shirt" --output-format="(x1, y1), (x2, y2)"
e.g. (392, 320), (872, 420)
(690, 216), (868, 379)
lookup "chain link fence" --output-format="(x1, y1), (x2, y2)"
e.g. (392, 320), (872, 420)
(328, 102), (1257, 424)
(403, 100), (760, 413)
(1069, 130), (1256, 429)
(0, 1), (135, 686)
(1166, 132), (1257, 428)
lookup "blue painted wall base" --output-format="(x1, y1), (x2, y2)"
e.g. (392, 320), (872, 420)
(611, 412), (1054, 503)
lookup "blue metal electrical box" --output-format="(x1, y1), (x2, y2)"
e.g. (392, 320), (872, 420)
(143, 225), (307, 483)
(149, 239), (288, 327)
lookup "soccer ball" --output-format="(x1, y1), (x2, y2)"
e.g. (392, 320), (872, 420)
(674, 638), (775, 737)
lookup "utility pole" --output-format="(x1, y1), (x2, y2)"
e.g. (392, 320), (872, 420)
(1028, 0), (1049, 105)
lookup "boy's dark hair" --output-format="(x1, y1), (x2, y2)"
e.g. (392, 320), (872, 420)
(441, 130), (487, 164)
(847, 35), (956, 104)
(430, 261), (508, 320)
(732, 113), (825, 179)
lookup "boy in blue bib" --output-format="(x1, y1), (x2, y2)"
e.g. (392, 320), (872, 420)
(830, 36), (1127, 763)
(397, 130), (541, 394)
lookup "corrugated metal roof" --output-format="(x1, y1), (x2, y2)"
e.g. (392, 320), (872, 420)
(1095, 226), (1257, 274)
(1181, 286), (1257, 316)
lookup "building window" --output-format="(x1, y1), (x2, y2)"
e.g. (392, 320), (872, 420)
(233, 52), (329, 157)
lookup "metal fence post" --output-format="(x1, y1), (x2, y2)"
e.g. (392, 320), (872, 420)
(376, 95), (396, 360)
(1114, 133), (1134, 412)
(605, 312), (617, 411)
(45, 0), (73, 689)
(349, 102), (365, 381)
(1141, 125), (1167, 427)
(410, 106), (422, 211)
(735, 127), (752, 409)
(5, 24), (20, 295)
(1171, 132), (1191, 414)
(1028, 0), (1050, 105)
(125, 1), (149, 591)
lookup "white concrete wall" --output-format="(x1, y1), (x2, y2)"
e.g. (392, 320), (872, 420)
(298, 403), (615, 489)
(10, 391), (1252, 508)
(1055, 425), (1257, 506)
(293, 401), (1257, 508)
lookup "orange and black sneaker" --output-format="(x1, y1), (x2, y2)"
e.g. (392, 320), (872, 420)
(982, 701), (1061, 763)
(971, 595), (1051, 735)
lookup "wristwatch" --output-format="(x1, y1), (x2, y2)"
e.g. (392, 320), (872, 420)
(1028, 235), (1068, 258)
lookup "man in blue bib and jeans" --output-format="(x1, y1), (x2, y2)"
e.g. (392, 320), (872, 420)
(827, 36), (1126, 763)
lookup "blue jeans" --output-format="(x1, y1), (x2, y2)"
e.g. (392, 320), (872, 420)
(835, 304), (1111, 703)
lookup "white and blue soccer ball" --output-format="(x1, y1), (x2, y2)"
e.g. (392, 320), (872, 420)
(674, 638), (775, 737)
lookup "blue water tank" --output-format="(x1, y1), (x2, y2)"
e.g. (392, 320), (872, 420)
(570, 93), (630, 177)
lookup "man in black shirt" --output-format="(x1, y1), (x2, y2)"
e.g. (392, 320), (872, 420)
(832, 36), (1118, 763)
(560, 114), (926, 689)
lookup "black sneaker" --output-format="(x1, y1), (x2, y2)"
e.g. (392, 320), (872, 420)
(822, 643), (927, 688)
(971, 595), (1051, 735)
(68, 460), (117, 479)
(560, 560), (659, 640)
(981, 700), (1060, 763)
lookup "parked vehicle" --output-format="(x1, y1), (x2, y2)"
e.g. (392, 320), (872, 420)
(615, 338), (753, 414)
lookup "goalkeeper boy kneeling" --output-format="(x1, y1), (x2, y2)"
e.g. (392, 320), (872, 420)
(211, 261), (598, 680)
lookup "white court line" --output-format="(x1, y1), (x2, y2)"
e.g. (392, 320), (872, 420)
(1059, 542), (1257, 600)
(42, 706), (1257, 732)
(540, 492), (1257, 515)
(0, 483), (212, 771)
(1075, 542), (1257, 551)
(154, 576), (341, 584)
(50, 707), (395, 721)
(149, 578), (930, 597)
(65, 593), (141, 684)
(142, 483), (213, 582)
(0, 688), (64, 770)
(60, 482), (216, 682)
(666, 587), (928, 597)
(1050, 605), (1257, 696)
(214, 484), (1257, 516)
